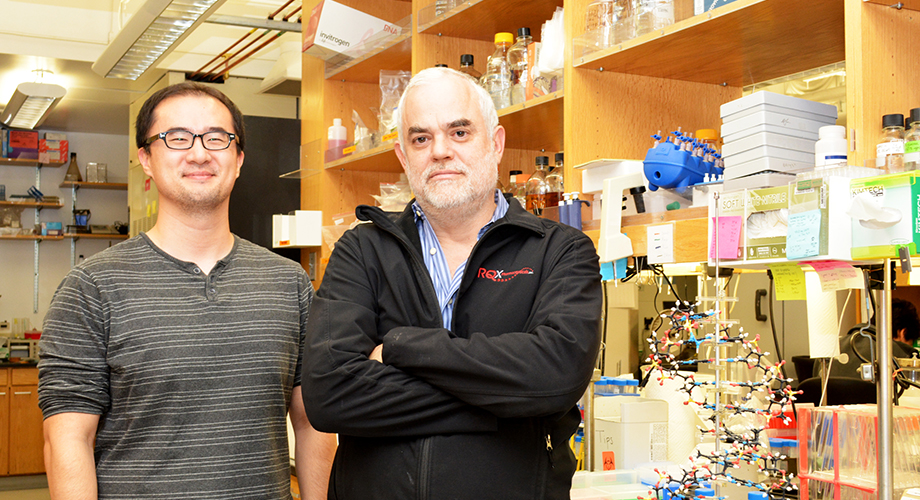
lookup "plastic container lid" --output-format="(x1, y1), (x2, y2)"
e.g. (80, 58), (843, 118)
(910, 107), (920, 126)
(536, 155), (550, 166)
(695, 487), (715, 497)
(495, 32), (514, 44)
(517, 27), (531, 38)
(883, 113), (905, 128)
(748, 491), (769, 500)
(460, 54), (474, 65)
(818, 124), (846, 139)
(696, 129), (718, 142)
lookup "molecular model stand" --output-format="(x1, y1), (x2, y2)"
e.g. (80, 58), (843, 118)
(644, 191), (799, 500)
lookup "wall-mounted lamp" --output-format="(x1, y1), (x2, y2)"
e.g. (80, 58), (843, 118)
(92, 0), (228, 80)
(1, 81), (67, 130)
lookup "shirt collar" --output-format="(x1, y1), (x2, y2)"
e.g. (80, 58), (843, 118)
(412, 189), (509, 236)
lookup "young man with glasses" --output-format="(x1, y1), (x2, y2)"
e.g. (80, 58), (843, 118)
(38, 82), (335, 500)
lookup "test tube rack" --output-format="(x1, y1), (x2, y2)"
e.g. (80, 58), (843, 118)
(797, 405), (920, 500)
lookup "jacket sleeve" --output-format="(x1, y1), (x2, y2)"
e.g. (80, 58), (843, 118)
(302, 229), (497, 438)
(381, 229), (602, 419)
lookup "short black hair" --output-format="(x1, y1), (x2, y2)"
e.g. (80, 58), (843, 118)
(135, 82), (245, 153)
(892, 298), (920, 343)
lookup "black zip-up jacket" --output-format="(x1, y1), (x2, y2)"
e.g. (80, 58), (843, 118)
(303, 196), (602, 499)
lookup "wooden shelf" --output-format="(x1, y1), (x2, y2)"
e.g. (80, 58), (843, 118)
(64, 233), (129, 240)
(417, 0), (563, 42)
(498, 91), (563, 152)
(325, 142), (402, 173)
(0, 158), (65, 168)
(0, 201), (63, 210)
(574, 0), (845, 87)
(584, 206), (709, 263)
(325, 34), (412, 83)
(865, 0), (920, 10)
(60, 181), (128, 191)
(0, 235), (64, 241)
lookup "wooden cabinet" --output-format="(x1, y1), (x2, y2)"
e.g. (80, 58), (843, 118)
(0, 366), (44, 476)
(300, 0), (920, 269)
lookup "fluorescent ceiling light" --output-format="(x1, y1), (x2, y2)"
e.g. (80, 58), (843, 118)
(93, 0), (229, 80)
(1, 82), (67, 130)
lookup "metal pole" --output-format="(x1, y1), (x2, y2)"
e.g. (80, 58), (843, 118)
(877, 259), (893, 500)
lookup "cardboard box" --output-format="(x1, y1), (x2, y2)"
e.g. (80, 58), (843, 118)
(9, 130), (39, 160)
(272, 210), (322, 248)
(745, 185), (790, 261)
(302, 0), (401, 61)
(38, 138), (68, 164)
(849, 171), (920, 259)
(788, 176), (852, 261)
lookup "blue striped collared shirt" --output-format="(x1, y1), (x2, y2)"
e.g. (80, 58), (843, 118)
(413, 190), (509, 329)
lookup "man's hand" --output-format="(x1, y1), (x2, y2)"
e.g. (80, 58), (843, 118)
(369, 344), (384, 363)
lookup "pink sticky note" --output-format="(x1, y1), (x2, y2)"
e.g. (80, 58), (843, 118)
(710, 216), (743, 260)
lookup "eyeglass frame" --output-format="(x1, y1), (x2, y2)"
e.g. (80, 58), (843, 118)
(144, 129), (238, 151)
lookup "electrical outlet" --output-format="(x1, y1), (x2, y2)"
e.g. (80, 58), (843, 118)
(0, 320), (9, 334)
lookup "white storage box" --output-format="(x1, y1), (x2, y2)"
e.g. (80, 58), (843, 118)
(593, 397), (668, 470)
(722, 122), (820, 143)
(723, 171), (795, 191)
(302, 0), (401, 60)
(723, 156), (814, 181)
(721, 110), (833, 138)
(722, 132), (817, 157)
(723, 144), (815, 168)
(720, 91), (838, 121)
(273, 210), (322, 248)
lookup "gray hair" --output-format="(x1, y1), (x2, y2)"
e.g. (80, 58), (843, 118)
(395, 67), (499, 148)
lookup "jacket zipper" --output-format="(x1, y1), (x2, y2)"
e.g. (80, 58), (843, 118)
(418, 436), (432, 500)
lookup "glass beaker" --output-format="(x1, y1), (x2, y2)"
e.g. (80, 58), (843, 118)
(585, 0), (634, 49)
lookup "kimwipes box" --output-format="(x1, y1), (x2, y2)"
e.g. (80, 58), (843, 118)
(303, 0), (401, 61)
(849, 171), (920, 259)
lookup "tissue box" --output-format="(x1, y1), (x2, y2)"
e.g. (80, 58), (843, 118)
(849, 171), (920, 259)
(787, 176), (852, 261)
(302, 0), (401, 61)
(745, 185), (790, 261)
(272, 210), (322, 248)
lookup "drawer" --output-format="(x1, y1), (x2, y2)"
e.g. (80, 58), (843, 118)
(11, 367), (38, 386)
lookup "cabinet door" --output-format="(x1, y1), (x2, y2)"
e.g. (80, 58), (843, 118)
(9, 383), (44, 475)
(0, 385), (9, 476)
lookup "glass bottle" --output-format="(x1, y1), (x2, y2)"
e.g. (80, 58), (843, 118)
(904, 108), (920, 171)
(546, 152), (564, 194)
(459, 54), (481, 81)
(483, 32), (513, 110)
(585, 0), (632, 49)
(507, 169), (527, 208)
(526, 156), (558, 215)
(635, 0), (674, 38)
(507, 27), (533, 105)
(877, 113), (905, 173)
(64, 152), (82, 182)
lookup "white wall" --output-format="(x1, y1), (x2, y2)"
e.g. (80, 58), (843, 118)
(0, 131), (129, 330)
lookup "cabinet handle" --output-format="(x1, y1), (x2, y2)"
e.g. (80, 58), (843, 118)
(13, 391), (32, 395)
(0, 392), (6, 395)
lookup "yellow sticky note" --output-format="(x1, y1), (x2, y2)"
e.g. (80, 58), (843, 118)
(767, 262), (806, 301)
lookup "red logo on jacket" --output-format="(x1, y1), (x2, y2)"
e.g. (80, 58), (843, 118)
(477, 267), (533, 282)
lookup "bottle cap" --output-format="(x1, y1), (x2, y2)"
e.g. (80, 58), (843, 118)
(554, 152), (564, 163)
(495, 32), (514, 44)
(434, 63), (448, 68)
(460, 54), (474, 66)
(509, 169), (523, 175)
(696, 129), (718, 142)
(910, 108), (920, 126)
(818, 124), (845, 139)
(883, 113), (905, 128)
(517, 27), (531, 38)
(535, 155), (549, 166)
(333, 118), (342, 126)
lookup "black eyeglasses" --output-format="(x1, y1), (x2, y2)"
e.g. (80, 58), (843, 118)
(145, 130), (237, 151)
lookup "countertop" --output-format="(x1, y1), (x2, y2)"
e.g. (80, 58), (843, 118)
(0, 361), (38, 368)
